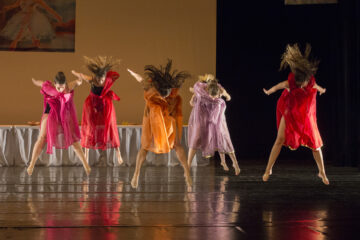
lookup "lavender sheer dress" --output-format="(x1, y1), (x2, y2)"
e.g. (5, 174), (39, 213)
(188, 82), (234, 157)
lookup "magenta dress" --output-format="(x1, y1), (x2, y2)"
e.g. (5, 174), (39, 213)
(188, 82), (234, 157)
(40, 81), (81, 154)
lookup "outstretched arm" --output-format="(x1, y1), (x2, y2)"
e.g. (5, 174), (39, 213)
(32, 78), (44, 87)
(263, 80), (289, 95)
(127, 69), (143, 83)
(71, 70), (92, 84)
(313, 83), (326, 95)
(67, 78), (83, 91)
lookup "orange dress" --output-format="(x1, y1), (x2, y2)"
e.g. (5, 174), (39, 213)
(141, 88), (183, 153)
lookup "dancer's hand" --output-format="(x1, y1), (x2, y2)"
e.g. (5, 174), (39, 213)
(71, 70), (82, 78)
(263, 88), (271, 95)
(189, 87), (194, 93)
(32, 78), (43, 87)
(75, 78), (83, 86)
(127, 69), (143, 82)
(319, 88), (326, 95)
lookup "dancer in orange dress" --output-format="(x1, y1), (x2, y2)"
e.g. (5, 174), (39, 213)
(127, 59), (192, 189)
(262, 43), (329, 185)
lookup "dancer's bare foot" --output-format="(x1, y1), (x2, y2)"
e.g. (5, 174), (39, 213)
(116, 151), (123, 165)
(233, 163), (240, 175)
(221, 161), (229, 171)
(84, 166), (91, 176)
(131, 174), (139, 188)
(27, 165), (34, 176)
(318, 172), (330, 185)
(262, 169), (272, 182)
(184, 172), (193, 188)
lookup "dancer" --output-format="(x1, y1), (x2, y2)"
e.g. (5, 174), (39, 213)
(27, 72), (91, 176)
(71, 56), (123, 165)
(187, 74), (240, 175)
(0, 0), (63, 50)
(262, 43), (329, 185)
(127, 59), (192, 188)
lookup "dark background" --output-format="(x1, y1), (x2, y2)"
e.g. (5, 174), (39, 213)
(216, 0), (360, 167)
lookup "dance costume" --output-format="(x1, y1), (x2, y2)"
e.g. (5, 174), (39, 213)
(188, 82), (234, 157)
(141, 88), (182, 153)
(40, 81), (80, 154)
(276, 72), (323, 150)
(81, 71), (120, 150)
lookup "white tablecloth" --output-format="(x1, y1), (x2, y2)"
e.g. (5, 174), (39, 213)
(0, 126), (206, 167)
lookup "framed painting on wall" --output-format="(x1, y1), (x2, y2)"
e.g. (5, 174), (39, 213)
(0, 0), (76, 52)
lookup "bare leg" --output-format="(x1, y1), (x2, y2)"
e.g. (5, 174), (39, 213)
(263, 116), (286, 182)
(312, 149), (329, 185)
(131, 148), (148, 188)
(219, 153), (229, 171)
(187, 148), (197, 167)
(116, 147), (123, 165)
(84, 148), (89, 164)
(228, 152), (240, 175)
(72, 142), (91, 176)
(27, 115), (48, 176)
(174, 144), (192, 188)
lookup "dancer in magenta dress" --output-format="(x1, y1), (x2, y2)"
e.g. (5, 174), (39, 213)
(27, 72), (91, 176)
(262, 43), (329, 185)
(187, 74), (240, 175)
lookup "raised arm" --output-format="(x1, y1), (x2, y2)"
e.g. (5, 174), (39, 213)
(71, 70), (92, 84)
(67, 78), (83, 91)
(127, 69), (143, 83)
(313, 83), (326, 95)
(32, 78), (44, 87)
(263, 80), (289, 95)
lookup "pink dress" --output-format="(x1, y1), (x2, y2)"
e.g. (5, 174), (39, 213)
(41, 81), (81, 154)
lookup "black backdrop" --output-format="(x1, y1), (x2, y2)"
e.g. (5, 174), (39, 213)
(216, 0), (360, 167)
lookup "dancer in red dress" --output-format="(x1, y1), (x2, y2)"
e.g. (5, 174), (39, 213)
(262, 43), (329, 185)
(72, 56), (123, 165)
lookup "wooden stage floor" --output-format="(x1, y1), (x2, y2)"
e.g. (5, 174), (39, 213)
(0, 160), (359, 239)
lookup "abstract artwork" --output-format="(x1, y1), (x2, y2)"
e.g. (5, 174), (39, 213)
(0, 0), (76, 52)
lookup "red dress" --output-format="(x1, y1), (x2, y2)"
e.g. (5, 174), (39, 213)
(276, 73), (323, 150)
(81, 71), (120, 150)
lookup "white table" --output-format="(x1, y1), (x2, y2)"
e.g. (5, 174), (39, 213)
(0, 125), (206, 167)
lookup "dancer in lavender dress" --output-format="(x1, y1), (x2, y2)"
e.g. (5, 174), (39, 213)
(187, 74), (240, 175)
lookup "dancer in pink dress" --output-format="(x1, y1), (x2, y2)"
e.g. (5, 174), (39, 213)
(27, 71), (91, 176)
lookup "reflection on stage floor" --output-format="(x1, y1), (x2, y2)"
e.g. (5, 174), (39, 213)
(0, 161), (359, 239)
